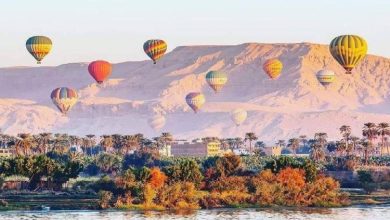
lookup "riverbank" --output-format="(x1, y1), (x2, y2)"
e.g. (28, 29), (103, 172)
(1, 190), (390, 211)
(0, 191), (99, 211)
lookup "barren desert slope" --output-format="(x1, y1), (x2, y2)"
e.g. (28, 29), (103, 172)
(0, 43), (389, 143)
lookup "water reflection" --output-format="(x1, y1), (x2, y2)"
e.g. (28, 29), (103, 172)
(0, 206), (389, 220)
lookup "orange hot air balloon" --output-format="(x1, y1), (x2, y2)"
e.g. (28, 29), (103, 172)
(263, 59), (283, 79)
(88, 60), (112, 84)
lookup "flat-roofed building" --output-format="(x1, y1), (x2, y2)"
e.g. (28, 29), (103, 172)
(0, 148), (12, 157)
(263, 146), (282, 156)
(171, 141), (221, 157)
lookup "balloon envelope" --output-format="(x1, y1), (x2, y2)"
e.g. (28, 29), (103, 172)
(316, 69), (335, 87)
(51, 87), (78, 115)
(263, 59), (283, 79)
(329, 35), (367, 74)
(231, 108), (247, 126)
(26, 36), (52, 64)
(185, 92), (205, 113)
(88, 60), (112, 84)
(148, 115), (166, 132)
(143, 39), (167, 64)
(206, 71), (228, 93)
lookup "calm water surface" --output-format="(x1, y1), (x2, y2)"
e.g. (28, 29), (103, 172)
(0, 206), (389, 220)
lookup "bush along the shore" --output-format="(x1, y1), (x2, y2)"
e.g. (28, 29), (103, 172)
(91, 154), (349, 210)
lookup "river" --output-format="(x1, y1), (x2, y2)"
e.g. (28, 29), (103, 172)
(0, 206), (389, 220)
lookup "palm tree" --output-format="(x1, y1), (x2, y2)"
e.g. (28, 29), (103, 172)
(377, 123), (390, 156)
(339, 125), (352, 155)
(15, 133), (35, 156)
(350, 136), (360, 156)
(159, 132), (173, 156)
(111, 134), (123, 153)
(244, 132), (258, 154)
(86, 134), (97, 156)
(100, 135), (114, 153)
(336, 141), (347, 157)
(362, 123), (378, 162)
(53, 133), (70, 154)
(36, 133), (53, 154)
(287, 138), (300, 156)
(121, 135), (139, 154)
(361, 139), (374, 165)
(275, 140), (286, 148)
(299, 135), (308, 150)
(310, 133), (327, 162)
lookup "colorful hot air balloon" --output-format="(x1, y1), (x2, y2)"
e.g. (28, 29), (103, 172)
(88, 60), (112, 84)
(143, 39), (167, 64)
(50, 87), (78, 115)
(148, 115), (166, 132)
(316, 69), (335, 87)
(26, 36), (52, 64)
(263, 59), (283, 79)
(231, 109), (247, 126)
(185, 92), (205, 113)
(206, 71), (228, 93)
(329, 35), (367, 74)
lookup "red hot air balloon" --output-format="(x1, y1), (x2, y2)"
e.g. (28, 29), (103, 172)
(88, 60), (112, 84)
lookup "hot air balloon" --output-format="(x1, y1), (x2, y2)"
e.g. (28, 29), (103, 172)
(329, 35), (367, 74)
(148, 115), (166, 132)
(51, 87), (78, 115)
(206, 71), (228, 93)
(143, 39), (167, 64)
(316, 69), (335, 87)
(185, 92), (205, 113)
(263, 59), (283, 79)
(231, 108), (247, 126)
(88, 60), (112, 84)
(26, 36), (52, 64)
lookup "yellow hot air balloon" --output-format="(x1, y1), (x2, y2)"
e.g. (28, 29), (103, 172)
(185, 92), (205, 113)
(26, 36), (52, 64)
(316, 69), (335, 87)
(148, 115), (166, 132)
(263, 59), (283, 79)
(206, 71), (228, 93)
(231, 108), (247, 126)
(329, 35), (367, 74)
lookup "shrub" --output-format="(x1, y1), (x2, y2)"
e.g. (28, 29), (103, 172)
(164, 159), (203, 187)
(98, 190), (113, 209)
(157, 182), (200, 210)
(147, 167), (167, 189)
(215, 154), (241, 177)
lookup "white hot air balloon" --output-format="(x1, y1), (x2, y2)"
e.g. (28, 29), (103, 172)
(148, 115), (166, 132)
(231, 109), (247, 126)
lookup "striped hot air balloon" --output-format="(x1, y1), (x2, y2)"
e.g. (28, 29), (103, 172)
(316, 69), (335, 87)
(88, 60), (112, 84)
(329, 35), (367, 74)
(50, 87), (78, 115)
(231, 108), (247, 126)
(206, 71), (228, 93)
(185, 92), (205, 113)
(263, 59), (283, 79)
(148, 115), (166, 132)
(143, 39), (167, 64)
(26, 36), (52, 64)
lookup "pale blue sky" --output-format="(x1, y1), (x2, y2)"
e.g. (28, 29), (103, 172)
(0, 0), (389, 67)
